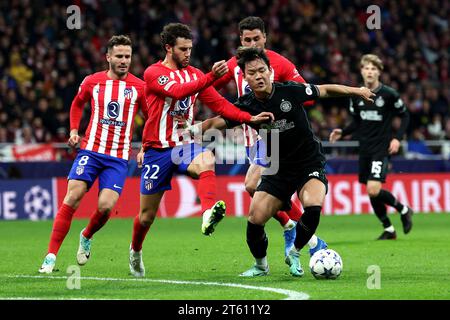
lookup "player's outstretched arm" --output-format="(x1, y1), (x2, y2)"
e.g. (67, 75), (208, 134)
(185, 112), (273, 138)
(182, 116), (227, 137)
(318, 85), (375, 102)
(144, 61), (229, 101)
(249, 112), (274, 125)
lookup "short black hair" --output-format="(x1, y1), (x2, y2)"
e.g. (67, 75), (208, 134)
(236, 47), (270, 73)
(160, 23), (193, 51)
(238, 16), (265, 34)
(107, 35), (132, 52)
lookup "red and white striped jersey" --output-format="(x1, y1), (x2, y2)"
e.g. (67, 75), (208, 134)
(214, 49), (307, 147)
(142, 61), (251, 150)
(70, 71), (146, 160)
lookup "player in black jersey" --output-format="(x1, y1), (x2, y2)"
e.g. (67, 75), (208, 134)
(191, 47), (374, 277)
(330, 54), (413, 240)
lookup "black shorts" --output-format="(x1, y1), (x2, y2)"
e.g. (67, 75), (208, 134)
(256, 166), (328, 211)
(359, 154), (389, 184)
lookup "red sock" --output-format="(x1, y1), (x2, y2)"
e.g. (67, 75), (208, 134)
(48, 203), (76, 255)
(131, 215), (150, 252)
(287, 201), (303, 221)
(82, 209), (110, 239)
(198, 170), (217, 212)
(274, 211), (290, 227)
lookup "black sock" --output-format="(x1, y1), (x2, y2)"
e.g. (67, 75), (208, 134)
(294, 206), (321, 250)
(370, 196), (392, 228)
(246, 221), (268, 259)
(377, 189), (404, 212)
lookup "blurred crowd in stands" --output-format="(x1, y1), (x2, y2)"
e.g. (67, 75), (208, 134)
(0, 0), (448, 159)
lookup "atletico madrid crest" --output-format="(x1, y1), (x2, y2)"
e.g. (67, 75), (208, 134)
(124, 88), (133, 99)
(145, 180), (153, 190)
(76, 166), (84, 175)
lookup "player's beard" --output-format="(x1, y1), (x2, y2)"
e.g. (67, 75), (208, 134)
(173, 53), (189, 69)
(112, 61), (129, 77)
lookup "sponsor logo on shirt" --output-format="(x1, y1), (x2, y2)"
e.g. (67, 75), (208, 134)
(100, 119), (126, 126)
(107, 101), (120, 119)
(261, 119), (295, 132)
(360, 110), (382, 121)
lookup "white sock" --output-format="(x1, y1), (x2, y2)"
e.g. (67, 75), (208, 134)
(283, 219), (296, 230)
(400, 206), (409, 214)
(384, 225), (395, 233)
(255, 257), (268, 269)
(308, 235), (318, 249)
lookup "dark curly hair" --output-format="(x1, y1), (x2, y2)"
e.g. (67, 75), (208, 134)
(160, 23), (193, 51)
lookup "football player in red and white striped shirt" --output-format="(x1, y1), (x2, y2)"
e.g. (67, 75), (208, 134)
(212, 17), (328, 263)
(128, 23), (272, 277)
(39, 35), (147, 273)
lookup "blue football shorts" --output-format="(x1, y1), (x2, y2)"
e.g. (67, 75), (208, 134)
(140, 143), (207, 195)
(68, 149), (128, 195)
(245, 139), (270, 167)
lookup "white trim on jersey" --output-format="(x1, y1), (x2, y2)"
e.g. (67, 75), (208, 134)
(164, 81), (176, 91)
(172, 70), (185, 145)
(159, 97), (172, 148)
(86, 83), (100, 151)
(122, 86), (138, 160)
(110, 81), (126, 158)
(98, 80), (113, 154)
(188, 73), (197, 125)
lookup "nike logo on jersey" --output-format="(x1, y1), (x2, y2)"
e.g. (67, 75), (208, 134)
(113, 184), (122, 189)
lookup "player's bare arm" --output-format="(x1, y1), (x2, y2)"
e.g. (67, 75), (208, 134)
(186, 112), (274, 137)
(318, 85), (375, 102)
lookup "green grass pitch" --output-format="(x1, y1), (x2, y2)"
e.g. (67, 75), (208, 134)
(0, 213), (449, 300)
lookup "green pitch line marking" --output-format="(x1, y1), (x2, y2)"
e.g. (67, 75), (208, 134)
(7, 274), (310, 300)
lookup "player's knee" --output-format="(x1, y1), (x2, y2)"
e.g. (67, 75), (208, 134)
(139, 209), (156, 227)
(367, 186), (381, 198)
(248, 210), (265, 226)
(198, 160), (215, 172)
(198, 151), (216, 170)
(244, 181), (256, 197)
(301, 193), (324, 207)
(64, 189), (84, 207)
(97, 202), (114, 215)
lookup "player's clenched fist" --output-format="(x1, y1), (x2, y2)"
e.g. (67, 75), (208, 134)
(68, 130), (80, 147)
(212, 60), (229, 78)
